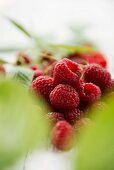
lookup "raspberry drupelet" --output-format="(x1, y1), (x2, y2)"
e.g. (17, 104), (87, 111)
(84, 64), (111, 91)
(47, 112), (64, 125)
(53, 58), (82, 86)
(50, 84), (80, 110)
(64, 108), (83, 125)
(78, 82), (101, 103)
(31, 76), (54, 100)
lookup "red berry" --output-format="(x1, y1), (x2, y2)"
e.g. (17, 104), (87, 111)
(87, 52), (107, 68)
(69, 53), (89, 65)
(74, 79), (85, 92)
(64, 108), (83, 125)
(47, 112), (64, 125)
(50, 84), (80, 110)
(69, 52), (107, 68)
(33, 70), (44, 80)
(31, 76), (54, 100)
(53, 58), (82, 86)
(78, 83), (101, 103)
(51, 121), (74, 150)
(84, 64), (111, 91)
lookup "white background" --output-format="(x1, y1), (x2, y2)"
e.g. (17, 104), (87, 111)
(0, 0), (114, 73)
(0, 0), (114, 169)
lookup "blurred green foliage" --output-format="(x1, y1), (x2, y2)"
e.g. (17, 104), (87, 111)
(0, 78), (49, 170)
(51, 44), (95, 54)
(74, 97), (114, 170)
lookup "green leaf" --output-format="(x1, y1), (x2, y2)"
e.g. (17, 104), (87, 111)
(7, 67), (34, 88)
(0, 78), (49, 170)
(51, 44), (96, 53)
(1, 14), (32, 39)
(74, 97), (114, 170)
(7, 18), (32, 38)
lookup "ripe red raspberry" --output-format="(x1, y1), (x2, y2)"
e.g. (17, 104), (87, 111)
(68, 53), (88, 65)
(69, 52), (107, 68)
(64, 108), (83, 125)
(84, 64), (111, 91)
(31, 76), (54, 100)
(78, 82), (101, 103)
(47, 112), (64, 125)
(50, 84), (80, 110)
(33, 70), (44, 80)
(87, 52), (107, 68)
(53, 58), (82, 86)
(51, 121), (74, 150)
(74, 79), (85, 92)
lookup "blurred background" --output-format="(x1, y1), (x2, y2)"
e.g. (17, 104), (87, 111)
(0, 0), (114, 170)
(0, 0), (114, 67)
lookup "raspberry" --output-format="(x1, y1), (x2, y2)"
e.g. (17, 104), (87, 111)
(74, 79), (85, 92)
(87, 52), (107, 68)
(53, 58), (82, 86)
(78, 82), (101, 103)
(51, 121), (74, 150)
(33, 70), (44, 80)
(50, 84), (80, 110)
(84, 64), (111, 91)
(47, 112), (64, 125)
(64, 108), (83, 125)
(31, 76), (54, 100)
(69, 52), (107, 68)
(68, 53), (88, 65)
